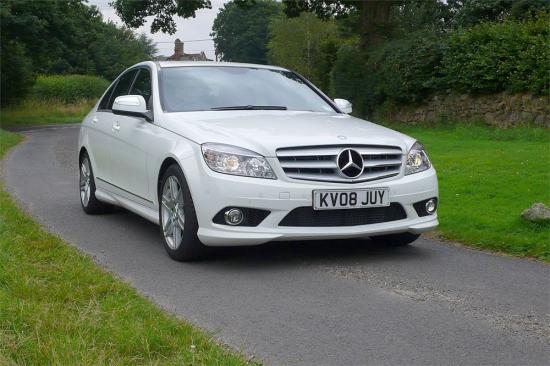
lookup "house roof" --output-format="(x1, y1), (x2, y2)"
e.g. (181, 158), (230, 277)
(157, 61), (288, 71)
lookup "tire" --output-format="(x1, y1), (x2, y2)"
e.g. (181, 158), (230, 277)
(158, 164), (207, 261)
(370, 232), (420, 246)
(79, 152), (113, 214)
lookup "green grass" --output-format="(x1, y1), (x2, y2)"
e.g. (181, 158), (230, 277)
(0, 129), (253, 365)
(0, 98), (94, 128)
(384, 122), (550, 260)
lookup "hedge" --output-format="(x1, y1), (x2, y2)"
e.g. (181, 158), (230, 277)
(330, 14), (549, 116)
(370, 31), (445, 103)
(32, 74), (110, 103)
(441, 14), (549, 95)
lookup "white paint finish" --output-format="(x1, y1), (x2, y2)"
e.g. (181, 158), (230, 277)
(113, 95), (147, 112)
(334, 98), (353, 114)
(78, 62), (439, 247)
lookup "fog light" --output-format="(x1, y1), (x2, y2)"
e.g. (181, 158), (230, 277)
(224, 208), (244, 225)
(425, 199), (437, 214)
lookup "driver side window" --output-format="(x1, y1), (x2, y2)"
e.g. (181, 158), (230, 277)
(98, 82), (116, 111)
(130, 68), (152, 109)
(107, 69), (138, 110)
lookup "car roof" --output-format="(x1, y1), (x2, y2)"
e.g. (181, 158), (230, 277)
(156, 61), (288, 71)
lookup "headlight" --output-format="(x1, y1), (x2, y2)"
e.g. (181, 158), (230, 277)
(201, 143), (277, 179)
(405, 141), (431, 175)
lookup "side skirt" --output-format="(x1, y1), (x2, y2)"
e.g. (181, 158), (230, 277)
(95, 179), (159, 225)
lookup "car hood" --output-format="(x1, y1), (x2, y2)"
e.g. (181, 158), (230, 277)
(160, 111), (415, 157)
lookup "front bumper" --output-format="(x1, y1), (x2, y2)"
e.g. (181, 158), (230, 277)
(186, 156), (439, 246)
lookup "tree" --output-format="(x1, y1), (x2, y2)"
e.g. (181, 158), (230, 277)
(0, 39), (34, 105)
(211, 0), (281, 63)
(111, 0), (212, 34)
(390, 0), (452, 37)
(268, 12), (340, 90)
(447, 0), (549, 28)
(89, 24), (158, 80)
(282, 0), (403, 48)
(0, 0), (157, 105)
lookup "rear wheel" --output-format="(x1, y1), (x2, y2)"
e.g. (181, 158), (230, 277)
(79, 152), (112, 214)
(370, 232), (420, 246)
(159, 164), (206, 261)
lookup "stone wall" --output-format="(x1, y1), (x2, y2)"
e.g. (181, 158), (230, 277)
(373, 93), (549, 128)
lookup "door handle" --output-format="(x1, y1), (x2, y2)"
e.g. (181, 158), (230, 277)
(112, 122), (120, 131)
(91, 117), (98, 124)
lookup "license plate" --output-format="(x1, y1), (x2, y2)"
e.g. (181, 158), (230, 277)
(313, 188), (390, 210)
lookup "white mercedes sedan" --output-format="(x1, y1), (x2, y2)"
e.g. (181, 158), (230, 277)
(78, 61), (438, 261)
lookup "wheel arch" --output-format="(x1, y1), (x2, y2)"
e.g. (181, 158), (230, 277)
(78, 146), (88, 162)
(157, 157), (180, 197)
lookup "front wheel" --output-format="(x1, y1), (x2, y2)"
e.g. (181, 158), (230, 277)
(159, 164), (206, 261)
(370, 232), (420, 246)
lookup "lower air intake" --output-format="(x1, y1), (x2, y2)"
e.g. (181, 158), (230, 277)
(279, 203), (407, 227)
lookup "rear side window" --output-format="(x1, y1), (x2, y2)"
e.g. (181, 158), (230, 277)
(107, 69), (138, 109)
(130, 68), (152, 107)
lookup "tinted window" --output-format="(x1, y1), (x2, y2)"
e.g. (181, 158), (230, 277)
(159, 67), (335, 113)
(98, 82), (116, 110)
(130, 68), (152, 107)
(108, 69), (138, 109)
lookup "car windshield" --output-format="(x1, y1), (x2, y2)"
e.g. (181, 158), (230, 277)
(159, 66), (336, 113)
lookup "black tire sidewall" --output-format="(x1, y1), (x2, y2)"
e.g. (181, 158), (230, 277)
(158, 164), (205, 261)
(79, 152), (107, 214)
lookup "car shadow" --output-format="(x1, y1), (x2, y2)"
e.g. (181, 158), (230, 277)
(109, 206), (430, 269)
(203, 238), (429, 269)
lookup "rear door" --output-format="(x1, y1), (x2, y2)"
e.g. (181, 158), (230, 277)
(86, 81), (117, 183)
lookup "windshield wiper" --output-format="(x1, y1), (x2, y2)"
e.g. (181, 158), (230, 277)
(210, 105), (287, 111)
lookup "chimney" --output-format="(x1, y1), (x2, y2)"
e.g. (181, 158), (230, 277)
(174, 38), (184, 57)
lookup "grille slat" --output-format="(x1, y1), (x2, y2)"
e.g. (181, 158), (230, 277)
(279, 160), (336, 169)
(276, 147), (341, 157)
(276, 145), (403, 183)
(276, 146), (402, 157)
(362, 158), (402, 168)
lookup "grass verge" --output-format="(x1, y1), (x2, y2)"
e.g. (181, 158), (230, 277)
(0, 99), (94, 129)
(0, 129), (253, 365)
(385, 122), (550, 260)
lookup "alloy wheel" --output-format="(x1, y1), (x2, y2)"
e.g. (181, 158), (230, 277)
(80, 157), (91, 207)
(161, 176), (185, 250)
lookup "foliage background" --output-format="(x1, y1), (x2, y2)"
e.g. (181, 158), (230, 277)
(210, 0), (550, 118)
(268, 12), (340, 91)
(0, 0), (156, 106)
(211, 0), (282, 64)
(32, 75), (109, 103)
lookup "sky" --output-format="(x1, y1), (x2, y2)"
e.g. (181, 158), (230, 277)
(88, 0), (228, 60)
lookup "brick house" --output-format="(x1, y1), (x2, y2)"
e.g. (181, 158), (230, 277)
(157, 39), (211, 61)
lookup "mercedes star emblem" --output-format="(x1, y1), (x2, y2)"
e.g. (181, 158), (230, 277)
(337, 148), (364, 178)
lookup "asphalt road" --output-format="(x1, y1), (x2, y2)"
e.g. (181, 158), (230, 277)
(3, 125), (549, 366)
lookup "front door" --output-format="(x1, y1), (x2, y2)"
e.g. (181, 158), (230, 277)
(109, 68), (156, 204)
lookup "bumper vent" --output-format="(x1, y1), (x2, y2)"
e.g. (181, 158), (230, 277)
(279, 203), (407, 227)
(276, 145), (403, 183)
(413, 198), (438, 217)
(213, 207), (270, 226)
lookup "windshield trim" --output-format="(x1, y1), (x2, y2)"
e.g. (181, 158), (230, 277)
(157, 66), (341, 114)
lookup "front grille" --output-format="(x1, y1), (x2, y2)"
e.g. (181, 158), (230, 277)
(276, 145), (403, 183)
(279, 203), (407, 227)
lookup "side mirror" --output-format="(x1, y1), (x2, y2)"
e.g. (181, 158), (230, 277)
(334, 98), (352, 114)
(112, 95), (152, 122)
